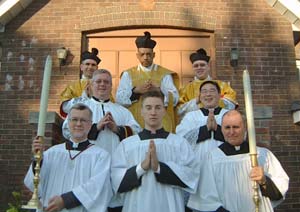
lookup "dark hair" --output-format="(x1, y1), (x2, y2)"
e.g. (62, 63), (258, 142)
(69, 103), (93, 120)
(141, 90), (164, 105)
(200, 80), (221, 94)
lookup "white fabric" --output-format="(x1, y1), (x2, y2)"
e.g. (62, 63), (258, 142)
(111, 133), (199, 212)
(116, 64), (179, 107)
(176, 108), (228, 157)
(188, 147), (289, 212)
(24, 143), (112, 212)
(62, 97), (141, 154)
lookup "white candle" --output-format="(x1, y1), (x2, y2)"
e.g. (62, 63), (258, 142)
(37, 55), (52, 136)
(243, 69), (257, 154)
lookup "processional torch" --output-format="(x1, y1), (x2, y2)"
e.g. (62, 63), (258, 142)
(22, 55), (52, 210)
(243, 69), (260, 212)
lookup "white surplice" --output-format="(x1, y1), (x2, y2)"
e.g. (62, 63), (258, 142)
(62, 97), (141, 154)
(111, 133), (199, 212)
(176, 108), (228, 159)
(24, 143), (112, 212)
(188, 147), (289, 212)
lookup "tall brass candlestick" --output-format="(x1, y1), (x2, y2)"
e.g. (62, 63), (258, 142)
(243, 69), (260, 212)
(23, 55), (52, 209)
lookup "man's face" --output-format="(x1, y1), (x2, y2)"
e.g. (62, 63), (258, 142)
(80, 59), (98, 79)
(192, 60), (209, 80)
(91, 73), (112, 100)
(199, 83), (220, 109)
(68, 109), (92, 142)
(136, 48), (155, 67)
(221, 111), (246, 146)
(141, 97), (165, 130)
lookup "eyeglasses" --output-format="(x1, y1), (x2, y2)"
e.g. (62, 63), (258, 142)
(68, 118), (91, 124)
(93, 79), (111, 85)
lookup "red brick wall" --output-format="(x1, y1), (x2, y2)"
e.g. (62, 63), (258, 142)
(0, 0), (299, 211)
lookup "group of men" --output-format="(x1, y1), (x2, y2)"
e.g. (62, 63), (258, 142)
(24, 31), (289, 212)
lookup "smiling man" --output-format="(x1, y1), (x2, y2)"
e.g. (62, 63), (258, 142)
(24, 103), (112, 212)
(60, 48), (101, 118)
(177, 48), (238, 118)
(187, 110), (289, 212)
(111, 90), (199, 212)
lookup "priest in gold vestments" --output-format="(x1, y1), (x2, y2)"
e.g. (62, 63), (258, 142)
(116, 31), (179, 132)
(177, 48), (238, 118)
(60, 48), (101, 117)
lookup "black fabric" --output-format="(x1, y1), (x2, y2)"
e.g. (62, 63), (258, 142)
(81, 48), (101, 64)
(214, 125), (225, 142)
(65, 140), (91, 151)
(117, 126), (127, 141)
(200, 107), (222, 116)
(216, 206), (230, 212)
(118, 165), (142, 193)
(88, 124), (99, 140)
(138, 128), (169, 140)
(218, 141), (249, 156)
(91, 96), (110, 103)
(260, 176), (283, 200)
(190, 48), (210, 63)
(135, 31), (156, 49)
(130, 87), (141, 101)
(154, 162), (187, 188)
(185, 206), (193, 212)
(61, 191), (81, 209)
(108, 207), (123, 212)
(197, 125), (211, 143)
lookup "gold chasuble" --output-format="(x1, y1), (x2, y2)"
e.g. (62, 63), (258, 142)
(178, 79), (237, 109)
(60, 79), (89, 102)
(127, 66), (179, 132)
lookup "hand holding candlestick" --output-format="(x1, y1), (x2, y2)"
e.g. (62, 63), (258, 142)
(23, 55), (52, 210)
(243, 69), (260, 212)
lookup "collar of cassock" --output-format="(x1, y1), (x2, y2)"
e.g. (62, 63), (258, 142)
(218, 141), (249, 156)
(200, 107), (222, 116)
(138, 128), (169, 140)
(92, 96), (110, 103)
(65, 140), (92, 151)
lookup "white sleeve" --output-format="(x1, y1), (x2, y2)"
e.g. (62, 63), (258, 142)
(177, 98), (199, 118)
(73, 151), (113, 211)
(160, 74), (179, 106)
(116, 72), (133, 106)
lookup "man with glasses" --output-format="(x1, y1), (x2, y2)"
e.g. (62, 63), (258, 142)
(62, 69), (140, 154)
(60, 48), (101, 118)
(116, 31), (179, 132)
(176, 81), (229, 212)
(177, 48), (238, 118)
(24, 103), (112, 212)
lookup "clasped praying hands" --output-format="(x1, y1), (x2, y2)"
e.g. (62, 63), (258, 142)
(141, 140), (159, 172)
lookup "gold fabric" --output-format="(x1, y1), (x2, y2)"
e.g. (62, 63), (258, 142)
(126, 65), (179, 132)
(60, 79), (89, 102)
(178, 79), (237, 109)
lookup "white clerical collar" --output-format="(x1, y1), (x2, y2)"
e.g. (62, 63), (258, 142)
(69, 138), (88, 148)
(194, 75), (212, 81)
(138, 63), (157, 72)
(234, 145), (241, 151)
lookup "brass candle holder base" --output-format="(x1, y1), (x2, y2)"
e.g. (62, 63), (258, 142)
(250, 153), (260, 212)
(22, 137), (43, 210)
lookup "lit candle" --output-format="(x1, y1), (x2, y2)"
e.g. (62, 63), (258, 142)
(243, 69), (257, 154)
(37, 55), (52, 136)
